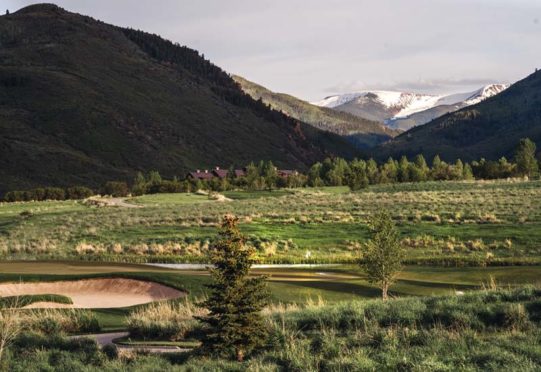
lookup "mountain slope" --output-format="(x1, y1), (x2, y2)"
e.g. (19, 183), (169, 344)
(0, 4), (358, 194)
(314, 84), (508, 130)
(232, 75), (397, 149)
(375, 71), (541, 161)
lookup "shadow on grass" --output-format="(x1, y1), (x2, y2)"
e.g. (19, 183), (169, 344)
(271, 279), (382, 298)
(396, 278), (478, 290)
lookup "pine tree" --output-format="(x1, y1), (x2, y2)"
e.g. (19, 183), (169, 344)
(360, 212), (404, 300)
(198, 215), (269, 361)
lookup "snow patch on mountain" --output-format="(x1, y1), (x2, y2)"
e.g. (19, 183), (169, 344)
(313, 84), (509, 122)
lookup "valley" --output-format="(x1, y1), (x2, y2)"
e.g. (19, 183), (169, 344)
(1, 2), (540, 371)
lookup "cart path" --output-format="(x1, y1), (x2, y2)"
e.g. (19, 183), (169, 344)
(71, 332), (190, 353)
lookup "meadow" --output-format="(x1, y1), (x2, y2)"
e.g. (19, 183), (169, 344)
(0, 179), (540, 266)
(1, 179), (541, 370)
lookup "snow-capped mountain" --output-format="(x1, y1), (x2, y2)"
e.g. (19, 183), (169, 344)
(312, 84), (509, 131)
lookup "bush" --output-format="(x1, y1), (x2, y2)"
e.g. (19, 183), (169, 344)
(102, 181), (129, 197)
(127, 300), (207, 340)
(102, 344), (118, 360)
(44, 187), (66, 200)
(65, 186), (94, 200)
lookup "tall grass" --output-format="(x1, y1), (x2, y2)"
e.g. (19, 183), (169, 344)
(126, 300), (207, 340)
(266, 286), (541, 333)
(3, 286), (541, 370)
(1, 179), (541, 265)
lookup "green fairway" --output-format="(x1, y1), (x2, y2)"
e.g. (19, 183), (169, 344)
(1, 261), (540, 330)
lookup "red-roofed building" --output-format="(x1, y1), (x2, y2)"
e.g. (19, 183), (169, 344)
(187, 169), (214, 181)
(212, 167), (229, 179)
(234, 169), (246, 178)
(277, 169), (298, 178)
(187, 167), (297, 180)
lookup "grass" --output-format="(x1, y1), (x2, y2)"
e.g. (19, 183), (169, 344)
(1, 179), (541, 265)
(8, 286), (541, 371)
(0, 294), (73, 308)
(0, 261), (540, 331)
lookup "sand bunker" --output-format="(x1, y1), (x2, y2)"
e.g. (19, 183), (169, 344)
(0, 278), (185, 309)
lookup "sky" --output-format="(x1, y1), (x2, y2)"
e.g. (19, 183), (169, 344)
(5, 0), (541, 101)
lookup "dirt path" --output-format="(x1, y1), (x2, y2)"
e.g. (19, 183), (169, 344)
(84, 196), (142, 208)
(71, 332), (190, 353)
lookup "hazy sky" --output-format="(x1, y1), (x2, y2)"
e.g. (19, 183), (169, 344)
(5, 0), (541, 101)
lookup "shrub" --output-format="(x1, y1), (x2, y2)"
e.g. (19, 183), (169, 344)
(44, 187), (66, 200)
(65, 186), (94, 200)
(102, 181), (129, 197)
(102, 344), (118, 360)
(127, 300), (207, 340)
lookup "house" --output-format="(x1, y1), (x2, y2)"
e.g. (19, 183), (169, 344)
(212, 167), (228, 179)
(234, 169), (246, 178)
(186, 169), (214, 181)
(187, 167), (298, 180)
(277, 169), (298, 178)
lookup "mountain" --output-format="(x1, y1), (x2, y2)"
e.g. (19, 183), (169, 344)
(313, 84), (509, 131)
(232, 75), (397, 149)
(375, 70), (541, 161)
(0, 4), (358, 194)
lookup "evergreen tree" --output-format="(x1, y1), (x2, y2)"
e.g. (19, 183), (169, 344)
(515, 138), (539, 178)
(360, 212), (404, 300)
(198, 215), (269, 361)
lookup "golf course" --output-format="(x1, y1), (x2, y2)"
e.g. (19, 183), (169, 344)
(1, 180), (541, 370)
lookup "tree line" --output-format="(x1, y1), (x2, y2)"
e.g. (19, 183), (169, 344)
(3, 138), (539, 202)
(308, 138), (539, 190)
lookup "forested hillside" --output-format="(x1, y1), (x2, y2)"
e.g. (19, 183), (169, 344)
(0, 4), (357, 194)
(376, 70), (541, 161)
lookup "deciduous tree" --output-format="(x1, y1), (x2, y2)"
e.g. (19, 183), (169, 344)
(360, 212), (404, 300)
(515, 138), (539, 178)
